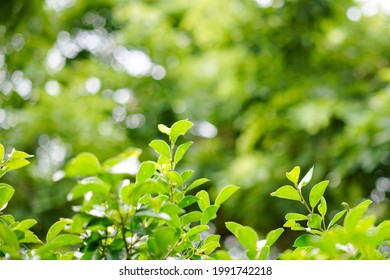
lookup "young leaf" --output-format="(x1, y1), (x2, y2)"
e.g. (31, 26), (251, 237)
(318, 196), (327, 217)
(0, 183), (15, 211)
(215, 185), (240, 206)
(309, 180), (329, 209)
(136, 161), (156, 184)
(167, 170), (184, 186)
(187, 178), (209, 191)
(11, 219), (37, 231)
(0, 144), (4, 162)
(237, 226), (258, 251)
(285, 213), (308, 221)
(201, 205), (219, 225)
(196, 190), (210, 211)
(174, 141), (193, 166)
(286, 166), (300, 186)
(178, 195), (199, 208)
(270, 185), (301, 201)
(344, 200), (372, 232)
(185, 225), (209, 238)
(158, 124), (171, 136)
(180, 211), (203, 226)
(298, 166), (314, 190)
(328, 209), (347, 229)
(10, 150), (33, 159)
(3, 158), (31, 172)
(149, 140), (171, 159)
(265, 228), (284, 247)
(307, 213), (322, 229)
(170, 120), (193, 144)
(65, 152), (100, 177)
(46, 220), (69, 243)
(293, 234), (314, 247)
(225, 221), (245, 236)
(181, 170), (195, 182)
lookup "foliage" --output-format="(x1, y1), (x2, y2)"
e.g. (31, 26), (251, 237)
(272, 166), (390, 260)
(1, 120), (389, 260)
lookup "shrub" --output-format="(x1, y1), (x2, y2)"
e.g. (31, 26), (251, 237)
(0, 120), (389, 260)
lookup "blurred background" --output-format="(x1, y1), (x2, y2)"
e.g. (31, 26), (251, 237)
(1, 0), (390, 254)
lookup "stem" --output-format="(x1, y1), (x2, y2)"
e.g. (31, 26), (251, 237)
(298, 188), (312, 214)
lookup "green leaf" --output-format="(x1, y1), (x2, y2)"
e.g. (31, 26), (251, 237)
(201, 241), (220, 255)
(293, 234), (314, 247)
(265, 228), (284, 247)
(309, 180), (329, 209)
(11, 219), (37, 231)
(10, 150), (33, 159)
(0, 222), (19, 250)
(215, 185), (239, 206)
(3, 158), (31, 172)
(201, 205), (219, 225)
(158, 124), (171, 136)
(237, 226), (258, 251)
(136, 161), (156, 184)
(0, 183), (15, 211)
(178, 195), (199, 208)
(328, 209), (347, 229)
(170, 120), (193, 144)
(318, 197), (327, 216)
(174, 141), (193, 166)
(180, 211), (202, 226)
(48, 234), (83, 249)
(86, 217), (115, 230)
(67, 178), (110, 201)
(181, 170), (195, 182)
(307, 213), (322, 229)
(167, 170), (184, 186)
(65, 152), (100, 177)
(286, 166), (300, 186)
(196, 190), (210, 211)
(344, 200), (372, 232)
(225, 221), (244, 236)
(285, 213), (308, 221)
(187, 178), (209, 191)
(270, 185), (301, 201)
(149, 140), (171, 159)
(0, 144), (4, 162)
(46, 220), (69, 243)
(155, 227), (178, 255)
(298, 166), (314, 190)
(185, 225), (209, 238)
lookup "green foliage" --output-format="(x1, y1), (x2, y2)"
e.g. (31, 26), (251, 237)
(1, 122), (389, 260)
(272, 166), (390, 260)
